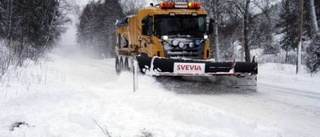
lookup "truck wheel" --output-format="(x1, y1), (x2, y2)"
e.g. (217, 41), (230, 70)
(115, 56), (121, 74)
(124, 57), (130, 71)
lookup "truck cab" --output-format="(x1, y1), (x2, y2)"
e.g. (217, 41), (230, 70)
(115, 1), (212, 60)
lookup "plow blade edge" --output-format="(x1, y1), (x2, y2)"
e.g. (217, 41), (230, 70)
(136, 56), (258, 76)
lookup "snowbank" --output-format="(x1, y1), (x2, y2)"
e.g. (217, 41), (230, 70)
(259, 63), (320, 93)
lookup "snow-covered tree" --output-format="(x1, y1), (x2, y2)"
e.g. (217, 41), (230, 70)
(306, 34), (320, 74)
(77, 0), (123, 58)
(120, 0), (145, 15)
(250, 2), (282, 55)
(200, 0), (275, 61)
(309, 0), (319, 37)
(0, 0), (69, 76)
(200, 0), (223, 60)
(0, 0), (68, 48)
(277, 0), (299, 63)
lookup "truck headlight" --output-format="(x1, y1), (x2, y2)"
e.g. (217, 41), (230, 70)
(179, 42), (186, 49)
(172, 40), (179, 46)
(162, 35), (169, 40)
(189, 42), (195, 48)
(204, 35), (208, 40)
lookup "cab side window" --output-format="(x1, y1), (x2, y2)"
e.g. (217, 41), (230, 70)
(118, 34), (128, 48)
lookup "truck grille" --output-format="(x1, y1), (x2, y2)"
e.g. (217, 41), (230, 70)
(166, 48), (202, 59)
(163, 38), (204, 59)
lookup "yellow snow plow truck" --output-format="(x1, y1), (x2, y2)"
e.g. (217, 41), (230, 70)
(115, 0), (258, 87)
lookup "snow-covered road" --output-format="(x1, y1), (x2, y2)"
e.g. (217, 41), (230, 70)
(154, 66), (320, 137)
(174, 83), (320, 137)
(1, 45), (320, 137)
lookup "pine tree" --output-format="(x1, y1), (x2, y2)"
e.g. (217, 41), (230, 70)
(251, 17), (277, 54)
(277, 0), (299, 63)
(0, 0), (69, 65)
(77, 0), (123, 58)
(315, 0), (320, 27)
(0, 0), (6, 37)
(306, 34), (320, 73)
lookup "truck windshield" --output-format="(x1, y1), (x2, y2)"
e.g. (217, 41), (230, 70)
(154, 15), (207, 37)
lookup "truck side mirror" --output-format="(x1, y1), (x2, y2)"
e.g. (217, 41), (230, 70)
(252, 55), (257, 62)
(208, 18), (214, 35)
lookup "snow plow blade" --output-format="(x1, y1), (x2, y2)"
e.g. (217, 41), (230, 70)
(136, 56), (258, 76)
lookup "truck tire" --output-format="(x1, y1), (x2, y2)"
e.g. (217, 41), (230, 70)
(124, 57), (130, 71)
(115, 56), (121, 74)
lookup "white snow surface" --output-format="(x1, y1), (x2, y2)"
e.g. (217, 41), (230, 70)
(1, 43), (320, 137)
